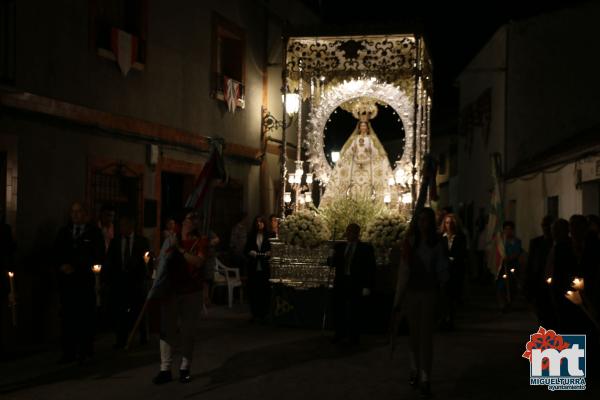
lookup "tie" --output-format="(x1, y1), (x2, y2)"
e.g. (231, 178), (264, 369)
(124, 236), (131, 269)
(344, 243), (355, 275)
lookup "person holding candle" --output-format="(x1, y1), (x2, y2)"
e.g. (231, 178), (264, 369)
(546, 217), (590, 331)
(97, 204), (116, 255)
(0, 205), (15, 355)
(105, 214), (150, 349)
(54, 201), (104, 364)
(496, 221), (523, 313)
(525, 215), (555, 327)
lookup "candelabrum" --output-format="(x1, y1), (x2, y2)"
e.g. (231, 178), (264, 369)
(284, 160), (314, 213)
(381, 168), (413, 213)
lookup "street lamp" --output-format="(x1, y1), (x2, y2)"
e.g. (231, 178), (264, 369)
(283, 93), (300, 115)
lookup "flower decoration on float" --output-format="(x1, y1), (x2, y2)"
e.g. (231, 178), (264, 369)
(279, 210), (330, 248)
(365, 213), (408, 249)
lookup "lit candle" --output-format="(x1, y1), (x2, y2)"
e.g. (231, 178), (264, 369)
(8, 271), (16, 327)
(144, 251), (151, 266)
(306, 173), (313, 185)
(7, 271), (15, 299)
(401, 193), (412, 204)
(572, 277), (584, 291)
(502, 274), (508, 279)
(546, 277), (552, 285)
(510, 268), (515, 273)
(92, 265), (102, 306)
(565, 290), (583, 306)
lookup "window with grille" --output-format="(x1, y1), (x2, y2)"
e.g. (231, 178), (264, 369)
(90, 163), (143, 229)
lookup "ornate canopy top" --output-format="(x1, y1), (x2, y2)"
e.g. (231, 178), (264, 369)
(285, 34), (432, 91)
(279, 33), (432, 213)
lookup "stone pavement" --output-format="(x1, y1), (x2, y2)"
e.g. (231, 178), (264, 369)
(0, 286), (597, 400)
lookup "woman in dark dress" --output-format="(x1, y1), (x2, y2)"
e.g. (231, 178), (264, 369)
(395, 207), (449, 398)
(441, 213), (467, 329)
(244, 216), (272, 321)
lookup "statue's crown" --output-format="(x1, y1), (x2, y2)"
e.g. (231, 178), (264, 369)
(349, 98), (378, 121)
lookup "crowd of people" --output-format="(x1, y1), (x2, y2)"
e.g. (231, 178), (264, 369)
(2, 198), (599, 398)
(45, 201), (285, 384)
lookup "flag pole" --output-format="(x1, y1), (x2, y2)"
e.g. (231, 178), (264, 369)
(125, 300), (149, 350)
(389, 154), (435, 359)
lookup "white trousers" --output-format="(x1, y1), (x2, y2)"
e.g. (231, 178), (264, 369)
(159, 291), (202, 371)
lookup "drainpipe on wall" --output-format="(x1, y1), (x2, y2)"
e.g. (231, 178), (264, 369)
(503, 23), (511, 197)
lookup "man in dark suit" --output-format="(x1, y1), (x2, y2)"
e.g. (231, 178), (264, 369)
(106, 215), (150, 348)
(525, 215), (554, 326)
(330, 223), (376, 344)
(54, 202), (104, 363)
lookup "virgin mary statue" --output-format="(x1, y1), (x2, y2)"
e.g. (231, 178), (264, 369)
(320, 98), (396, 207)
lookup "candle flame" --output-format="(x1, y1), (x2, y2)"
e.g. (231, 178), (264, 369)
(145, 251), (150, 257)
(510, 268), (515, 273)
(8, 271), (14, 278)
(502, 274), (508, 279)
(92, 264), (102, 273)
(546, 277), (552, 284)
(565, 289), (583, 305)
(571, 277), (584, 290)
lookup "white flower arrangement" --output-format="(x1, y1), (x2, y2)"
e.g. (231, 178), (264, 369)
(365, 213), (408, 249)
(279, 210), (331, 248)
(319, 194), (385, 240)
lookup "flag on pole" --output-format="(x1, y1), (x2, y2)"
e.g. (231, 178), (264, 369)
(185, 139), (228, 234)
(485, 153), (505, 277)
(146, 139), (227, 300)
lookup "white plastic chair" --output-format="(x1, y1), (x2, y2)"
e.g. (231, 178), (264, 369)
(212, 259), (243, 308)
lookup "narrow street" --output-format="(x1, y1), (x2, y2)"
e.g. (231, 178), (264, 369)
(1, 286), (595, 399)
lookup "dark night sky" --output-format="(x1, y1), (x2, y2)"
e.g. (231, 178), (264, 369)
(301, 0), (587, 133)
